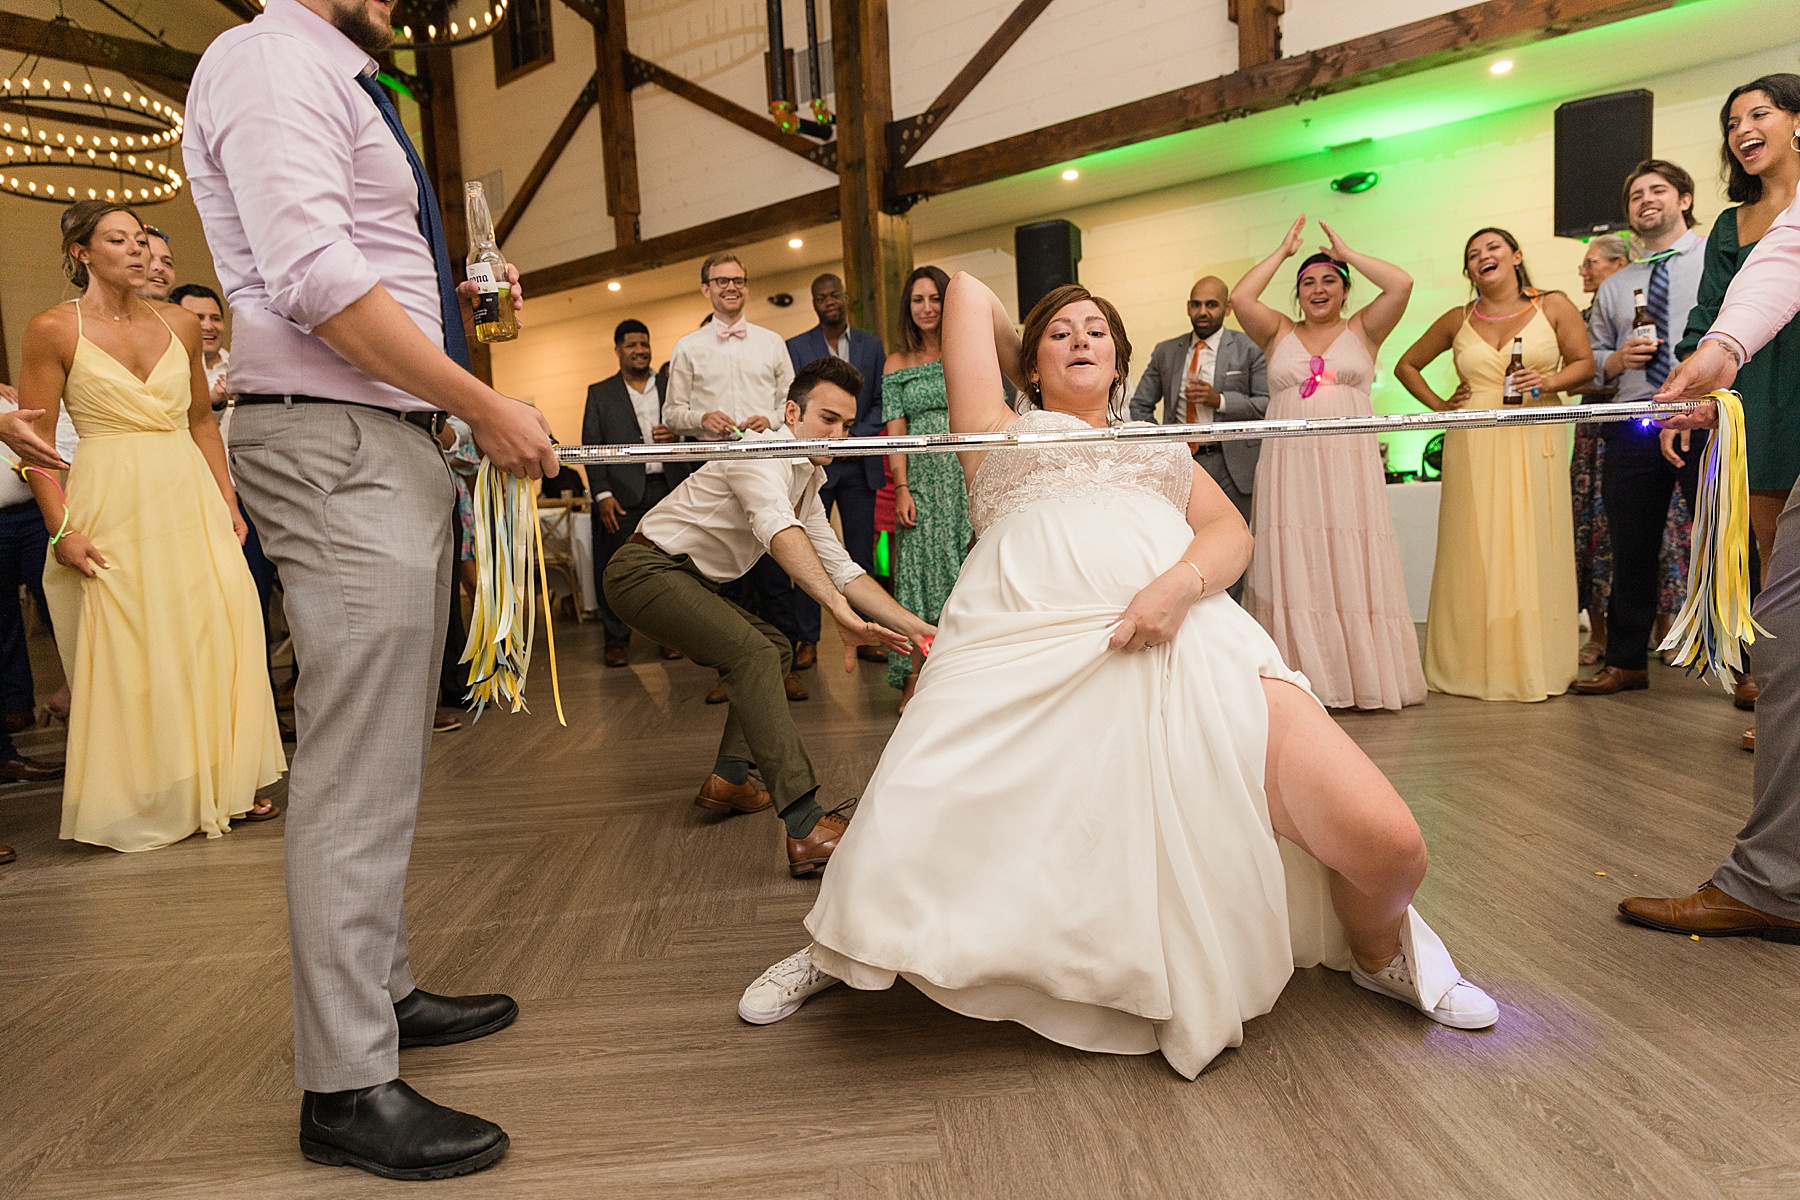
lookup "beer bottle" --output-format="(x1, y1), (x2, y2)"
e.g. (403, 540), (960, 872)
(1502, 336), (1525, 405)
(1631, 288), (1656, 345)
(464, 181), (518, 344)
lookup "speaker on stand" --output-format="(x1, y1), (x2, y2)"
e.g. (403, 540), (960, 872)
(1014, 219), (1083, 317)
(1554, 89), (1653, 238)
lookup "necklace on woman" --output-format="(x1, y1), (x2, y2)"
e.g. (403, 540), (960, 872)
(79, 296), (131, 323)
(1470, 296), (1532, 322)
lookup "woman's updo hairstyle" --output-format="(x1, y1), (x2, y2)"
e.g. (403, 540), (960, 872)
(1017, 283), (1134, 422)
(61, 199), (139, 291)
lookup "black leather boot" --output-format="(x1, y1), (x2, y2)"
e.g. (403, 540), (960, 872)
(299, 1080), (507, 1180)
(395, 987), (518, 1049)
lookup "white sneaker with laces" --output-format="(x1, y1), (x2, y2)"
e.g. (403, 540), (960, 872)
(1351, 948), (1499, 1030)
(738, 947), (841, 1025)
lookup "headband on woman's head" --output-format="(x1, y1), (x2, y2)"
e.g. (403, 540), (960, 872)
(1296, 252), (1351, 284)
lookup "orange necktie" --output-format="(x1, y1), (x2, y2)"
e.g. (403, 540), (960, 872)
(1184, 340), (1205, 454)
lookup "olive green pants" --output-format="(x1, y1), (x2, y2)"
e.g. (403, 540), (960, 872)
(602, 541), (816, 807)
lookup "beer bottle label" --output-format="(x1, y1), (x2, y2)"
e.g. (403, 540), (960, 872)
(1503, 373), (1521, 400)
(467, 262), (501, 324)
(1632, 322), (1657, 344)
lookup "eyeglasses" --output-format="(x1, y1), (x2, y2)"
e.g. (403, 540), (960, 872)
(706, 275), (748, 289)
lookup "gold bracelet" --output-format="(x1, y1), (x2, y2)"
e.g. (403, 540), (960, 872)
(1179, 558), (1206, 595)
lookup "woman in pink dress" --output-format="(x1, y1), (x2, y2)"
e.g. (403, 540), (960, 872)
(1232, 216), (1426, 711)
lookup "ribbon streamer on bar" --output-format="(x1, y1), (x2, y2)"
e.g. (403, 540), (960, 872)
(462, 461), (566, 726)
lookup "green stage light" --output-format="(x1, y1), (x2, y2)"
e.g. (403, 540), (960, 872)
(1330, 171), (1380, 194)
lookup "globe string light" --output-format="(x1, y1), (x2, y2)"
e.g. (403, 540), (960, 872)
(240, 0), (513, 49)
(0, 67), (184, 205)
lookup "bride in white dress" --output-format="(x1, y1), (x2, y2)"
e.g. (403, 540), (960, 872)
(739, 274), (1496, 1078)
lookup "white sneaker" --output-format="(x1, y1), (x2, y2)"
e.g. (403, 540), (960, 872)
(738, 947), (841, 1025)
(1351, 949), (1499, 1030)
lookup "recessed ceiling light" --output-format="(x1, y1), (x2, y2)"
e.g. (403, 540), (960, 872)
(606, 280), (621, 291)
(788, 237), (804, 249)
(1060, 168), (1080, 181)
(1490, 59), (1513, 75)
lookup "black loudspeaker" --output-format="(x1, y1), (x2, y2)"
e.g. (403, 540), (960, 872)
(1554, 89), (1653, 238)
(1014, 219), (1082, 317)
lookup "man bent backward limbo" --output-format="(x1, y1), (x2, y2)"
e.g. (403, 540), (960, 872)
(603, 357), (936, 877)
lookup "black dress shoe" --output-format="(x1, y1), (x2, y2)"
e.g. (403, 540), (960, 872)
(299, 1079), (508, 1180)
(395, 987), (519, 1049)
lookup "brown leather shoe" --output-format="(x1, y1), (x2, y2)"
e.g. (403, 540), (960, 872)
(0, 755), (64, 783)
(1743, 727), (1755, 752)
(1571, 666), (1649, 695)
(1734, 674), (1759, 711)
(1620, 884), (1800, 942)
(787, 803), (854, 877)
(433, 708), (463, 733)
(784, 672), (809, 702)
(604, 644), (629, 668)
(794, 641), (817, 671)
(855, 645), (887, 664)
(0, 844), (15, 865)
(705, 682), (728, 704)
(694, 773), (772, 815)
(659, 645), (683, 661)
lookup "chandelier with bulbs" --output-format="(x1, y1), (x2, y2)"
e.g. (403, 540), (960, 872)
(238, 0), (515, 49)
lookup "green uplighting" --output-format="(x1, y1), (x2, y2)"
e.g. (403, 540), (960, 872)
(874, 530), (891, 577)
(1330, 171), (1379, 194)
(376, 71), (414, 100)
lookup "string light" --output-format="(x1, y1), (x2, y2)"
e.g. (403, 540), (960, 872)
(392, 0), (511, 48)
(0, 70), (184, 205)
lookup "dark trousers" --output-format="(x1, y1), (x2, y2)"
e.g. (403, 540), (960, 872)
(0, 504), (50, 716)
(594, 473), (672, 647)
(242, 505), (277, 636)
(792, 474), (877, 640)
(1600, 430), (1705, 672)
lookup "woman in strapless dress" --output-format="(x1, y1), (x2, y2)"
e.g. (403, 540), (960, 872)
(733, 274), (1496, 1080)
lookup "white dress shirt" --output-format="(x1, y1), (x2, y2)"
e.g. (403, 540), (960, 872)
(184, 0), (444, 412)
(636, 427), (865, 591)
(1715, 186), (1800, 358)
(593, 376), (662, 504)
(662, 319), (794, 440)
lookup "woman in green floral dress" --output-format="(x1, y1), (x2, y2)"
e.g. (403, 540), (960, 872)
(884, 266), (972, 708)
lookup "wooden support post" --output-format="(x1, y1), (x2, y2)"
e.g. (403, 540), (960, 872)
(594, 0), (641, 246)
(829, 0), (910, 349)
(0, 282), (12, 386)
(416, 45), (491, 385)
(1228, 0), (1284, 71)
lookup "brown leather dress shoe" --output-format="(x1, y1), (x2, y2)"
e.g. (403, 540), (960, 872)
(1734, 674), (1759, 711)
(433, 708), (463, 733)
(659, 645), (683, 661)
(0, 755), (65, 783)
(794, 641), (817, 671)
(784, 672), (809, 702)
(705, 682), (728, 704)
(603, 644), (629, 668)
(1571, 666), (1649, 695)
(0, 844), (15, 865)
(1619, 883), (1800, 943)
(694, 773), (773, 815)
(856, 645), (888, 664)
(787, 803), (854, 877)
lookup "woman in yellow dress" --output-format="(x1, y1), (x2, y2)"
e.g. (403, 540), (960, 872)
(1395, 228), (1595, 702)
(17, 201), (285, 851)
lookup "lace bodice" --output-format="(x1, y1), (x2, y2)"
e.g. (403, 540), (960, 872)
(968, 409), (1195, 535)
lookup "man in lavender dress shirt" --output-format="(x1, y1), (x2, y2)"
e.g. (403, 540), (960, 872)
(1637, 188), (1800, 945)
(186, 0), (557, 1179)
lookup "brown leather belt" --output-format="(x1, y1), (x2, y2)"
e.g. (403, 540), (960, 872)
(627, 531), (661, 553)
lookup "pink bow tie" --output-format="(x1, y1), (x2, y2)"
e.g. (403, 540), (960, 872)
(716, 324), (747, 341)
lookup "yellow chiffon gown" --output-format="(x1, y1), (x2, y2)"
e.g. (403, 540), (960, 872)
(1423, 307), (1579, 702)
(46, 301), (285, 851)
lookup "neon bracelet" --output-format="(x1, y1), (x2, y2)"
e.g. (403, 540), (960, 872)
(18, 466), (70, 545)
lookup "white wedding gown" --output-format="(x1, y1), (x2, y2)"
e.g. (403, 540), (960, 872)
(806, 410), (1460, 1078)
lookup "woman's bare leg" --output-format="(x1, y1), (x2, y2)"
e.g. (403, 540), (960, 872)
(1261, 678), (1427, 973)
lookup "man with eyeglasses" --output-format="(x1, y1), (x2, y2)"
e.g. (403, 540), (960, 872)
(665, 253), (811, 700)
(138, 224), (176, 301)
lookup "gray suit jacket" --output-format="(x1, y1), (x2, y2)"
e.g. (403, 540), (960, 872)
(1128, 328), (1269, 493)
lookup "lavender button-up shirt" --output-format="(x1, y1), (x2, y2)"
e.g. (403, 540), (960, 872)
(183, 0), (443, 412)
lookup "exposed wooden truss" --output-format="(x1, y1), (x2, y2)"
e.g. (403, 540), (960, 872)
(1229, 0), (1287, 71)
(832, 0), (910, 347)
(888, 0), (1054, 167)
(495, 73), (600, 246)
(626, 52), (836, 169)
(0, 11), (199, 101)
(592, 0), (641, 246)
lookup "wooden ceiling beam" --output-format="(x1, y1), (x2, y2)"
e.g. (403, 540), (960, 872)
(892, 0), (1676, 203)
(0, 12), (198, 101)
(519, 185), (838, 297)
(211, 0), (263, 23)
(889, 0), (1053, 167)
(628, 53), (835, 170)
(1228, 0), (1286, 71)
(593, 0), (641, 245)
(495, 73), (599, 246)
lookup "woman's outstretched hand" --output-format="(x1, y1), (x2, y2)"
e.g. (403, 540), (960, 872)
(1317, 220), (1352, 260)
(1110, 566), (1205, 653)
(1277, 214), (1307, 260)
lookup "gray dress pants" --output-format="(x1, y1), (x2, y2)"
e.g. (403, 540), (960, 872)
(229, 402), (455, 1092)
(1198, 448), (1253, 601)
(1713, 480), (1800, 920)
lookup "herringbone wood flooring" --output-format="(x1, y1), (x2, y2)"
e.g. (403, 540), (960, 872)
(1, 615), (1794, 1199)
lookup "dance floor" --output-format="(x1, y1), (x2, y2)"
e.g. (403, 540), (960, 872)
(1, 617), (1794, 1199)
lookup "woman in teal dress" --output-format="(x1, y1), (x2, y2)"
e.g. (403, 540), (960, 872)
(883, 265), (971, 709)
(1677, 73), (1800, 583)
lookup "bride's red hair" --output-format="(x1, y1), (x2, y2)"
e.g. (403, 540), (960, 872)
(1018, 285), (1133, 410)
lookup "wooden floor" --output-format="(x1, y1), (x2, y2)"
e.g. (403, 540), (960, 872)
(1, 613), (1796, 1200)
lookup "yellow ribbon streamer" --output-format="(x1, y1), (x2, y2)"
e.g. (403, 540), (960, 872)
(461, 461), (566, 725)
(1658, 390), (1770, 688)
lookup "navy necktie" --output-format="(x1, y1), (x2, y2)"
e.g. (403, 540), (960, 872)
(354, 72), (471, 371)
(1642, 248), (1676, 389)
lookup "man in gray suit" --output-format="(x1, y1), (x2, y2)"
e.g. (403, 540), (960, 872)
(1129, 276), (1269, 597)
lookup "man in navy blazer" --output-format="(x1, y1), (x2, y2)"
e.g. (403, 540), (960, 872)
(783, 273), (887, 663)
